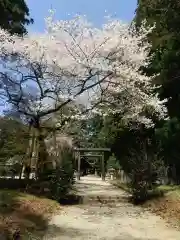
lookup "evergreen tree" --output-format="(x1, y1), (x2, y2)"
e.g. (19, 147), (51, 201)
(134, 0), (180, 118)
(0, 0), (33, 35)
(135, 0), (180, 182)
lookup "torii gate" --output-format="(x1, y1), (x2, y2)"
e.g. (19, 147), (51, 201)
(74, 148), (111, 181)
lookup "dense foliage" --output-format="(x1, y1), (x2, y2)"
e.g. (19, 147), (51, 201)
(134, 0), (180, 184)
(135, 0), (180, 118)
(44, 147), (75, 201)
(0, 117), (29, 162)
(0, 0), (33, 35)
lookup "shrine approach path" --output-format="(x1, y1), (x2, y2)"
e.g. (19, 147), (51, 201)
(44, 175), (180, 240)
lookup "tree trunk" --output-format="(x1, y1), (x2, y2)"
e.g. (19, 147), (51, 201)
(19, 156), (25, 179)
(36, 126), (49, 179)
(22, 124), (34, 179)
(52, 130), (58, 169)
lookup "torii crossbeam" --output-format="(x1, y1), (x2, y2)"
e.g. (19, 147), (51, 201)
(74, 148), (111, 181)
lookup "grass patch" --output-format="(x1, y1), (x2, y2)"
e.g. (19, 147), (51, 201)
(0, 189), (61, 239)
(157, 185), (180, 195)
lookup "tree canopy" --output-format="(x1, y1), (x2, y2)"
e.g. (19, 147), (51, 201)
(134, 0), (180, 119)
(0, 0), (33, 35)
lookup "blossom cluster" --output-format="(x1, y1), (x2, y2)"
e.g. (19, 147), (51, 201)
(0, 11), (167, 126)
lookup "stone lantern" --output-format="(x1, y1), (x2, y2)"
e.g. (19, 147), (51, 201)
(108, 168), (115, 180)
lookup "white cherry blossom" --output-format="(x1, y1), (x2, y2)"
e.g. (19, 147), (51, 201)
(0, 13), (167, 127)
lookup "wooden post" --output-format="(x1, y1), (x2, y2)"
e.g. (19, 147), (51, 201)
(77, 152), (81, 180)
(101, 153), (105, 181)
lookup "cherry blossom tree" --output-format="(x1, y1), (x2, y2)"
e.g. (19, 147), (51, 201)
(0, 12), (167, 176)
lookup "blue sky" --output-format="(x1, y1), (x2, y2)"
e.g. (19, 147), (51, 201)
(26, 0), (137, 32)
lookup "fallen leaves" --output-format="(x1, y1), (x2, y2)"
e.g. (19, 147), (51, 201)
(144, 191), (180, 229)
(0, 190), (61, 238)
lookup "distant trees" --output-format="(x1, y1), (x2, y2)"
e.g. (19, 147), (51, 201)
(0, 117), (29, 160)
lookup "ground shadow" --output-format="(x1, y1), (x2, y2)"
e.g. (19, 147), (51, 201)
(58, 194), (83, 205)
(45, 224), (160, 240)
(45, 224), (92, 239)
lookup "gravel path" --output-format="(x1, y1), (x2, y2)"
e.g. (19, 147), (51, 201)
(44, 176), (180, 240)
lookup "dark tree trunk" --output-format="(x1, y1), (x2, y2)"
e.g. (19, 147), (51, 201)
(36, 126), (49, 179)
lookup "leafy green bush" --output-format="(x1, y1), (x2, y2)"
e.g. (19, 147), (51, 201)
(49, 159), (75, 201)
(38, 146), (76, 201)
(129, 171), (149, 203)
(127, 141), (163, 204)
(107, 154), (120, 170)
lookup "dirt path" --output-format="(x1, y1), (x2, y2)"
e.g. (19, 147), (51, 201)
(44, 176), (180, 240)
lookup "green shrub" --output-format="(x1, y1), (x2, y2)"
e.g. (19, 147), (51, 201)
(49, 159), (75, 201)
(107, 154), (120, 170)
(129, 172), (149, 203)
(40, 147), (76, 201)
(35, 138), (76, 200)
(126, 141), (163, 204)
